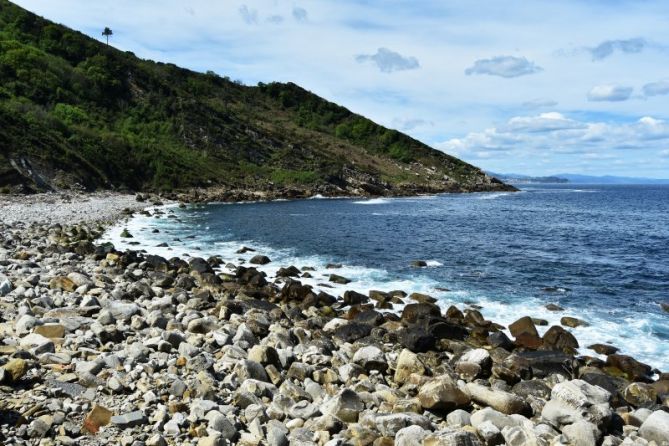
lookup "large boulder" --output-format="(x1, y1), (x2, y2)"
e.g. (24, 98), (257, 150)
(401, 303), (442, 323)
(394, 348), (426, 384)
(321, 389), (364, 422)
(418, 376), (471, 411)
(541, 379), (612, 432)
(639, 410), (669, 444)
(352, 345), (387, 372)
(466, 383), (531, 415)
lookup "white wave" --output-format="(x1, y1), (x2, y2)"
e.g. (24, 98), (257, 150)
(353, 198), (391, 205)
(478, 192), (512, 200)
(99, 205), (669, 371)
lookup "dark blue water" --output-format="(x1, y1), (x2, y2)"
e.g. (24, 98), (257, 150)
(107, 184), (669, 369)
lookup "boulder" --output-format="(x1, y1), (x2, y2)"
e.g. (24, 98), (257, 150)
(639, 410), (669, 444)
(373, 413), (432, 437)
(542, 325), (579, 352)
(560, 316), (589, 328)
(508, 316), (538, 338)
(423, 429), (482, 446)
(561, 420), (600, 446)
(401, 303), (441, 323)
(321, 389), (364, 422)
(541, 379), (612, 431)
(605, 355), (652, 382)
(418, 376), (471, 410)
(622, 382), (657, 408)
(394, 348), (426, 384)
(466, 383), (531, 415)
(352, 345), (387, 372)
(396, 425), (429, 446)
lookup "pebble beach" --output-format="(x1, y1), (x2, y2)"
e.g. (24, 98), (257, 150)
(0, 192), (668, 446)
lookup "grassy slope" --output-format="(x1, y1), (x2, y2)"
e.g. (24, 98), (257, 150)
(0, 0), (512, 194)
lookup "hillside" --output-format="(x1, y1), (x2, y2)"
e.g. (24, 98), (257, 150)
(0, 0), (513, 197)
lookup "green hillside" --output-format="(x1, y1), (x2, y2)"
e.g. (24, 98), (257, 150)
(0, 0), (513, 195)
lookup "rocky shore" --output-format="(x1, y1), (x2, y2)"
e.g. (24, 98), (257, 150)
(1, 193), (668, 446)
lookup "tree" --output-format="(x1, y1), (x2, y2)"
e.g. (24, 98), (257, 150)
(102, 27), (113, 45)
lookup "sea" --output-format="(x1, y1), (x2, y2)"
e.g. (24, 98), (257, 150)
(102, 184), (669, 371)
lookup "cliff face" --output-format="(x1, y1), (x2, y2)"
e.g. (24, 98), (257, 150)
(0, 0), (515, 195)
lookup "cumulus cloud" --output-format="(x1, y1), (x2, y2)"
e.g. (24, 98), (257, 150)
(437, 114), (669, 161)
(355, 48), (420, 73)
(587, 84), (633, 102)
(522, 98), (558, 109)
(643, 80), (669, 97)
(238, 5), (258, 25)
(505, 112), (586, 133)
(292, 7), (308, 22)
(589, 38), (646, 61)
(465, 56), (542, 78)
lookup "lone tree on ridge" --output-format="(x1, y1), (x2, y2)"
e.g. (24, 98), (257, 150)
(102, 27), (113, 45)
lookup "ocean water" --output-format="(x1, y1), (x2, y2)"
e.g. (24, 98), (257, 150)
(102, 184), (669, 370)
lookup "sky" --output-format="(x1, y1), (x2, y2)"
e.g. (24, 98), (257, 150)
(14, 0), (669, 178)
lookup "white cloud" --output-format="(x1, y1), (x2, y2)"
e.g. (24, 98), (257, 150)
(438, 114), (669, 168)
(355, 48), (420, 73)
(587, 84), (633, 102)
(505, 112), (585, 133)
(643, 80), (669, 97)
(465, 56), (542, 78)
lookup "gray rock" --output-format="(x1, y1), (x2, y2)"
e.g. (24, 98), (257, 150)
(111, 411), (148, 427)
(541, 379), (612, 430)
(0, 276), (12, 296)
(424, 429), (483, 446)
(206, 411), (236, 440)
(466, 383), (530, 415)
(352, 345), (387, 372)
(15, 314), (39, 336)
(321, 389), (364, 422)
(396, 425), (429, 446)
(106, 301), (140, 321)
(234, 359), (269, 382)
(447, 409), (472, 428)
(561, 420), (600, 446)
(639, 410), (669, 444)
(266, 419), (289, 446)
(373, 412), (432, 437)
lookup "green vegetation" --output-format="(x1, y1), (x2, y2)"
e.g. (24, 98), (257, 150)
(0, 0), (500, 193)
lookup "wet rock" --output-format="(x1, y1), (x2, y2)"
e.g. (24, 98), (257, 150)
(589, 344), (619, 355)
(508, 316), (538, 338)
(329, 274), (351, 284)
(622, 382), (657, 408)
(560, 316), (589, 328)
(401, 303), (441, 323)
(605, 355), (652, 382)
(542, 325), (579, 352)
(250, 255), (271, 265)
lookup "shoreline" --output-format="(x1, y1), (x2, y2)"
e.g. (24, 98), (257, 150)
(1, 192), (668, 445)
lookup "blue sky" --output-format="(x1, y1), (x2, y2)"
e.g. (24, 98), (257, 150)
(14, 0), (669, 177)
